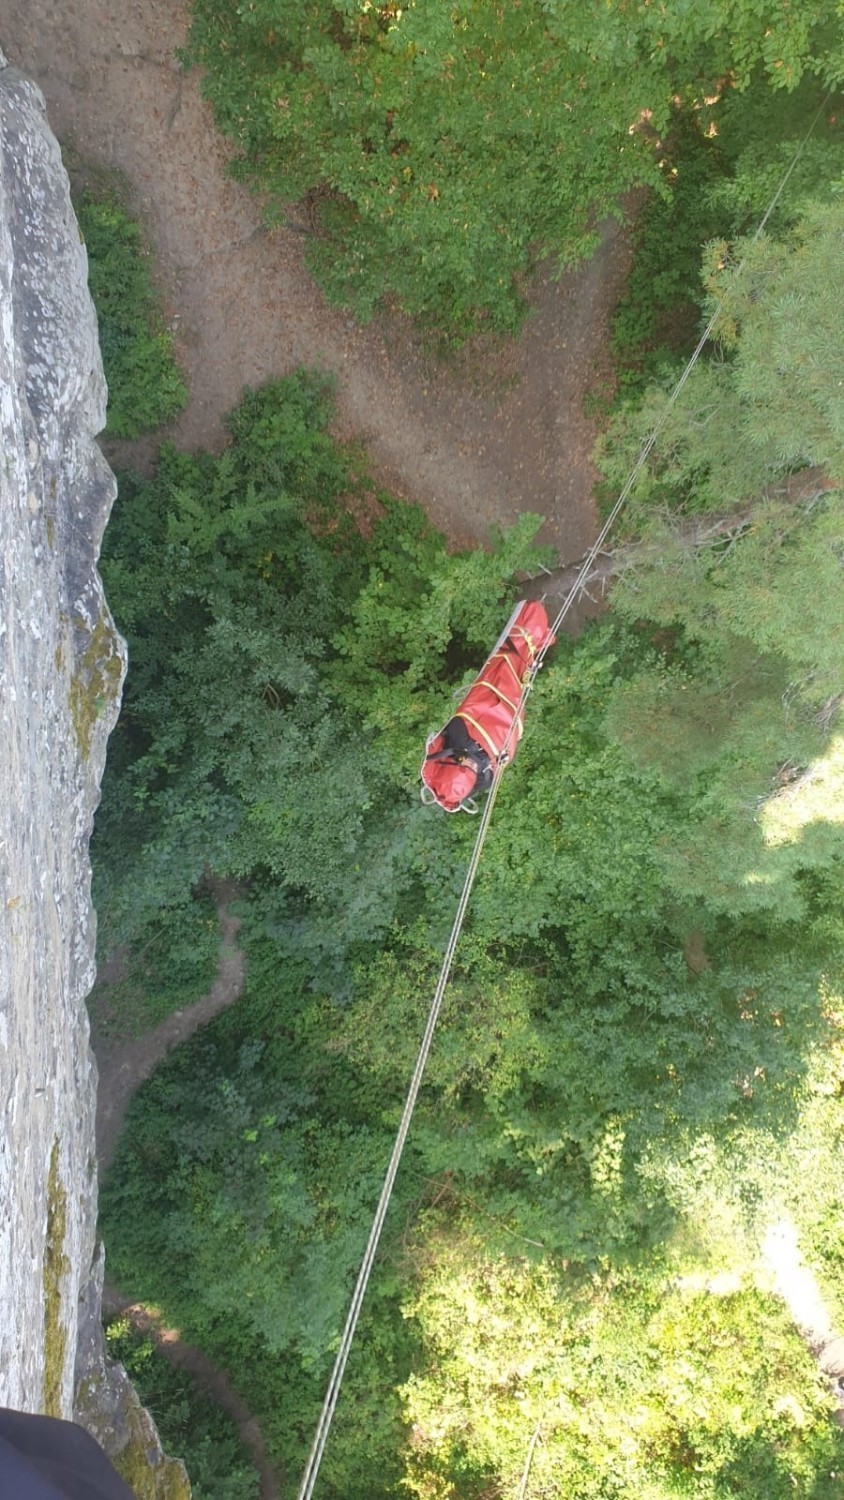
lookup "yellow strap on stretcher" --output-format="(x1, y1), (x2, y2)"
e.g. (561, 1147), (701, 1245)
(456, 704), (524, 762)
(455, 711), (501, 763)
(510, 626), (538, 659)
(487, 651), (526, 690)
(476, 677), (521, 717)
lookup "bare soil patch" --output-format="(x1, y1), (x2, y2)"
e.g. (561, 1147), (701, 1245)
(3, 0), (630, 555)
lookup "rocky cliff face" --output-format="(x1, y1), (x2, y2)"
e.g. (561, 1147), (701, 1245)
(0, 49), (188, 1495)
(0, 42), (121, 1418)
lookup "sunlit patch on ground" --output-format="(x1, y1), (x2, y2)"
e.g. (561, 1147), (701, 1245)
(760, 735), (844, 848)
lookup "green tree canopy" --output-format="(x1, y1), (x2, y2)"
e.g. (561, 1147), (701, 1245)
(184, 0), (844, 336)
(96, 172), (844, 1500)
(74, 182), (187, 437)
(95, 371), (543, 984)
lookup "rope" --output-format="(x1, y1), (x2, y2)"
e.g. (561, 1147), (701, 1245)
(294, 90), (831, 1500)
(296, 766), (505, 1500)
(540, 86), (832, 653)
(516, 1417), (545, 1500)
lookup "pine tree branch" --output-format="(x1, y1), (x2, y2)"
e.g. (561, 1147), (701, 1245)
(525, 467), (839, 618)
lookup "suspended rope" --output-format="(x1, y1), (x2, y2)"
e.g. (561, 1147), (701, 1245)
(295, 90), (832, 1500)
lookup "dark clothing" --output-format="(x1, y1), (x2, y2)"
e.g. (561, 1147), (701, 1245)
(0, 1408), (135, 1500)
(438, 717), (494, 791)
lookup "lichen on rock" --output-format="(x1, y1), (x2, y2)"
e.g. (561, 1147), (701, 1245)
(0, 40), (120, 1419)
(70, 609), (124, 762)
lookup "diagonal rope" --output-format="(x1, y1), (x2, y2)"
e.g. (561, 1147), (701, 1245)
(541, 85), (833, 654)
(295, 89), (832, 1500)
(295, 761), (505, 1500)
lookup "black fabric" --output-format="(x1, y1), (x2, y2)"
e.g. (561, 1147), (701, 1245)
(440, 717), (494, 790)
(0, 1408), (136, 1500)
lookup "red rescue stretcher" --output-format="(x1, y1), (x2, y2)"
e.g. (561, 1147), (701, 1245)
(420, 600), (556, 813)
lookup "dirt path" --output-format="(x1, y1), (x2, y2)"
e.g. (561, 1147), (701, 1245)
(101, 1285), (282, 1499)
(95, 877), (245, 1173)
(94, 880), (285, 1496)
(2, 0), (630, 554)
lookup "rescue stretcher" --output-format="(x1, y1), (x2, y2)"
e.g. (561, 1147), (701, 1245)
(420, 600), (556, 813)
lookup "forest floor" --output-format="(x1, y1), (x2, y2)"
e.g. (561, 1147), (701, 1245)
(94, 878), (245, 1174)
(3, 0), (631, 554)
(92, 884), (286, 1498)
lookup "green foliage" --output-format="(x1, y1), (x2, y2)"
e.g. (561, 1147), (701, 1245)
(74, 184), (187, 437)
(593, 198), (844, 919)
(183, 0), (842, 340)
(105, 1318), (258, 1500)
(98, 185), (844, 1500)
(100, 895), (844, 1490)
(597, 197), (844, 518)
(184, 0), (654, 339)
(701, 204), (844, 483)
(402, 1248), (844, 1500)
(89, 891), (221, 1045)
(609, 83), (844, 395)
(94, 369), (541, 984)
(100, 929), (417, 1499)
(705, 82), (844, 232)
(330, 507), (545, 771)
(96, 372), (372, 948)
(611, 190), (844, 519)
(610, 110), (729, 394)
(330, 622), (841, 1265)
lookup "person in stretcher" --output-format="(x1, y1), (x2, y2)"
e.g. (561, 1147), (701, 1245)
(421, 600), (556, 813)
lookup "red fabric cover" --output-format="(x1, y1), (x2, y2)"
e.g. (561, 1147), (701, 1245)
(421, 601), (556, 811)
(421, 732), (480, 812)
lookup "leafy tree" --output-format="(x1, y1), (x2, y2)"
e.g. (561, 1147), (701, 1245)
(104, 1317), (258, 1500)
(74, 184), (187, 437)
(184, 0), (843, 339)
(100, 933), (420, 1500)
(592, 199), (844, 921)
(599, 194), (844, 519)
(94, 372), (542, 985)
(96, 193), (844, 1500)
(401, 1245), (844, 1500)
(608, 82), (844, 393)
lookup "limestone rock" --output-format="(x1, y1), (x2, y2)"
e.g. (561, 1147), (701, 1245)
(0, 45), (186, 1488)
(0, 41), (120, 1417)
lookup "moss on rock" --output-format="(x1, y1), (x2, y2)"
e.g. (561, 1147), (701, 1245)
(69, 611), (123, 761)
(42, 1139), (70, 1417)
(112, 1396), (192, 1500)
(75, 1363), (192, 1500)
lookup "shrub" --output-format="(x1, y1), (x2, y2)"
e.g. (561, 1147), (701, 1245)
(75, 184), (187, 437)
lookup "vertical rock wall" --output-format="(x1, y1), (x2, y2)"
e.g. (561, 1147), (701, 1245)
(0, 52), (190, 1493)
(0, 46), (123, 1417)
